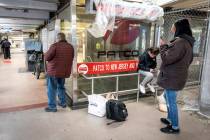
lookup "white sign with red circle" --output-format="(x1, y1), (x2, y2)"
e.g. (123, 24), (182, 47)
(78, 64), (89, 74)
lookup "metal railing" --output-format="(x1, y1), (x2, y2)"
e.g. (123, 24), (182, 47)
(81, 73), (143, 102)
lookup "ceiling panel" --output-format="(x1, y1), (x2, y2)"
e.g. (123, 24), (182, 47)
(0, 18), (44, 25)
(0, 0), (57, 11)
(163, 0), (209, 10)
(33, 0), (59, 3)
(0, 0), (60, 32)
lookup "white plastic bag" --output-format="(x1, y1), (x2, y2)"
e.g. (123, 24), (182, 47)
(157, 92), (166, 104)
(88, 94), (107, 117)
(157, 92), (167, 112)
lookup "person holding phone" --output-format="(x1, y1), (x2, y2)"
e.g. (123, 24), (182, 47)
(157, 19), (195, 134)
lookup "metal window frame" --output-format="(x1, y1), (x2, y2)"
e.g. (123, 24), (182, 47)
(69, 0), (162, 104)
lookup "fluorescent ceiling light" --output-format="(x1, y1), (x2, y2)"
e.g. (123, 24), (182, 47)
(155, 0), (178, 6)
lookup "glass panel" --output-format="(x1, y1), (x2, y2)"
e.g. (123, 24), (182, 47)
(119, 75), (138, 91)
(75, 4), (153, 101)
(84, 22), (151, 62)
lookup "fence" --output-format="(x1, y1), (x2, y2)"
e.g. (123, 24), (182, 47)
(162, 7), (209, 85)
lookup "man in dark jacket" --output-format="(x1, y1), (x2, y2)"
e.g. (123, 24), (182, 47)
(157, 19), (195, 134)
(1, 39), (11, 59)
(138, 47), (159, 94)
(44, 33), (74, 112)
(0, 40), (4, 54)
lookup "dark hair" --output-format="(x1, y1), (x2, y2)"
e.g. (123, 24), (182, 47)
(174, 19), (193, 37)
(148, 47), (159, 55)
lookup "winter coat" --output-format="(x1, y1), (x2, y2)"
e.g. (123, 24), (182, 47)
(157, 34), (195, 90)
(1, 40), (11, 48)
(138, 50), (157, 71)
(45, 40), (74, 78)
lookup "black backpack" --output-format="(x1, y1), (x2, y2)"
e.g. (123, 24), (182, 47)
(106, 99), (128, 122)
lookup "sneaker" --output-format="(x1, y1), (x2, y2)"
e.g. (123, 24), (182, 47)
(139, 84), (146, 94)
(160, 125), (180, 134)
(45, 107), (57, 112)
(147, 83), (155, 93)
(58, 102), (67, 108)
(160, 118), (171, 125)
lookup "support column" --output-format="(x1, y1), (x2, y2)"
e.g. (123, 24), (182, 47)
(70, 0), (78, 103)
(154, 17), (164, 48)
(154, 25), (161, 48)
(200, 18), (210, 117)
(55, 19), (61, 40)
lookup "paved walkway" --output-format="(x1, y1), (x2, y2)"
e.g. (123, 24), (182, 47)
(0, 48), (47, 112)
(0, 49), (210, 140)
(0, 98), (210, 140)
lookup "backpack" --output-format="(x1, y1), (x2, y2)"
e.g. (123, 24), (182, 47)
(3, 41), (11, 48)
(106, 99), (128, 122)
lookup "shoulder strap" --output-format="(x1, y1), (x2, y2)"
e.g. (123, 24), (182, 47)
(113, 102), (122, 121)
(106, 120), (117, 125)
(106, 101), (112, 119)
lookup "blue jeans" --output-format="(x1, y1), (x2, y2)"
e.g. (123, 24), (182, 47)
(47, 76), (66, 109)
(164, 89), (179, 129)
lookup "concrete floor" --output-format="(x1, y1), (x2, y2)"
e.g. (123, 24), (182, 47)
(0, 97), (210, 140)
(1, 49), (210, 140)
(0, 49), (47, 112)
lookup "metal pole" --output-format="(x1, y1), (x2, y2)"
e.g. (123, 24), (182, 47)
(116, 76), (119, 99)
(70, 0), (78, 102)
(92, 79), (94, 94)
(157, 26), (161, 47)
(137, 75), (140, 102)
(54, 19), (61, 39)
(154, 25), (161, 48)
(199, 16), (210, 117)
(155, 88), (158, 104)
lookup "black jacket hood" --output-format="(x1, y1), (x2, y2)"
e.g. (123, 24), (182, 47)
(170, 34), (195, 47)
(178, 34), (195, 47)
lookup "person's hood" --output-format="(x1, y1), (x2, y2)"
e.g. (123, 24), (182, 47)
(179, 34), (195, 47)
(143, 49), (154, 59)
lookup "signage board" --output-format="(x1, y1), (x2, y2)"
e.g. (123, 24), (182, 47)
(78, 60), (138, 74)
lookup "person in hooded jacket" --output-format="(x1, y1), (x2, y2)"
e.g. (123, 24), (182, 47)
(138, 47), (159, 94)
(158, 19), (195, 134)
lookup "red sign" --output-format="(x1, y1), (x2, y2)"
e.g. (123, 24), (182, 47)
(77, 60), (138, 75)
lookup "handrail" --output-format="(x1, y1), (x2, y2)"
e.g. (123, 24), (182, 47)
(80, 72), (141, 102)
(81, 72), (140, 80)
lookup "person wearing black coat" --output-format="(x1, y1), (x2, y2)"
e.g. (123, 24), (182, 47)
(158, 19), (195, 134)
(0, 40), (4, 54)
(1, 39), (11, 59)
(138, 47), (159, 94)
